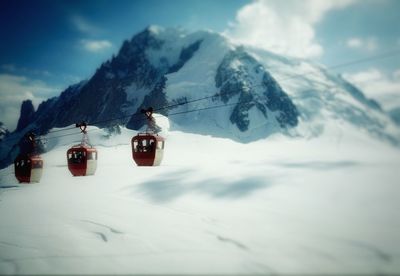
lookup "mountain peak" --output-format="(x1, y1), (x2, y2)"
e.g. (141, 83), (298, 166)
(16, 100), (35, 132)
(147, 24), (163, 34)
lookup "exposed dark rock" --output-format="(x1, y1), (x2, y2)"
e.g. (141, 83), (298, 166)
(126, 76), (168, 130)
(169, 40), (203, 73)
(16, 100), (35, 132)
(216, 48), (299, 131)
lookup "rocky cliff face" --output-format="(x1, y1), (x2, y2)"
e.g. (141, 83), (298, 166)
(16, 100), (35, 132)
(215, 48), (298, 131)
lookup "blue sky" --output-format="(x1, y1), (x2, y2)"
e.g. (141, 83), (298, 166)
(0, 0), (247, 86)
(0, 0), (399, 130)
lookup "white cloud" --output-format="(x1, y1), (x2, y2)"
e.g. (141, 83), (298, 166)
(344, 68), (400, 110)
(224, 0), (357, 58)
(71, 15), (102, 35)
(346, 37), (378, 51)
(72, 15), (113, 53)
(0, 74), (59, 131)
(81, 39), (112, 52)
(346, 38), (362, 48)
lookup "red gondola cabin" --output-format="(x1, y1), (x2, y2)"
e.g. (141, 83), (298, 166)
(67, 146), (97, 176)
(131, 133), (165, 166)
(14, 154), (43, 183)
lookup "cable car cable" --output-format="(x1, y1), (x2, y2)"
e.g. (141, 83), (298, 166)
(24, 99), (257, 143)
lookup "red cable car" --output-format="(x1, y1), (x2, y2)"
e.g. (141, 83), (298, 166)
(67, 122), (98, 176)
(14, 154), (43, 183)
(131, 133), (165, 166)
(14, 133), (43, 183)
(131, 107), (165, 166)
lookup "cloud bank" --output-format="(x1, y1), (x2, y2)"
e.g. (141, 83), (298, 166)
(0, 74), (59, 131)
(344, 68), (400, 110)
(224, 0), (357, 58)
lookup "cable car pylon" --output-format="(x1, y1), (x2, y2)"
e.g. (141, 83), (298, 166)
(131, 108), (165, 166)
(67, 122), (98, 176)
(14, 132), (43, 183)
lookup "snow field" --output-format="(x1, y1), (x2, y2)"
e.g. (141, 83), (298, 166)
(0, 123), (399, 274)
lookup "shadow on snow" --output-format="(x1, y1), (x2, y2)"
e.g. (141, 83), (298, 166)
(135, 169), (271, 203)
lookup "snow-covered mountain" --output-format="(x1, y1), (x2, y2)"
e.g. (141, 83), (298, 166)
(12, 26), (299, 138)
(1, 25), (400, 168)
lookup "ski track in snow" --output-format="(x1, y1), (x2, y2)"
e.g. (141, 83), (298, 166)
(215, 234), (249, 251)
(92, 232), (108, 242)
(0, 241), (39, 251)
(78, 219), (124, 243)
(337, 238), (392, 263)
(80, 219), (124, 234)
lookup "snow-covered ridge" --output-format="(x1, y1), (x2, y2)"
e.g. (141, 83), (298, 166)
(244, 46), (400, 143)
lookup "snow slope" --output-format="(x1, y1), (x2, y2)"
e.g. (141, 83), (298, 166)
(0, 119), (399, 274)
(244, 46), (400, 144)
